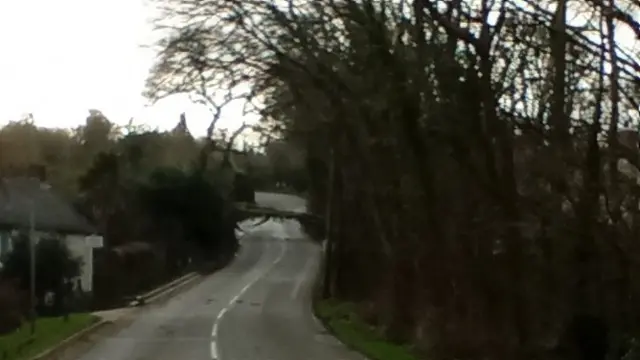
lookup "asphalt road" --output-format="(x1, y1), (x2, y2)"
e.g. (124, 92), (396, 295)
(73, 192), (364, 360)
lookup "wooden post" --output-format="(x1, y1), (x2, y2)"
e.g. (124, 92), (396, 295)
(29, 201), (37, 335)
(322, 148), (336, 299)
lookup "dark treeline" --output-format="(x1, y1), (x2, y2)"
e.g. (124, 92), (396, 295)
(0, 109), (301, 321)
(147, 0), (640, 359)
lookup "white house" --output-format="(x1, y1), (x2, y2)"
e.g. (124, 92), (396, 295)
(0, 177), (103, 293)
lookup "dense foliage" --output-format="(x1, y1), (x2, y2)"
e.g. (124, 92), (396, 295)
(146, 0), (640, 359)
(1, 235), (81, 315)
(0, 279), (23, 334)
(0, 110), (288, 313)
(138, 167), (238, 259)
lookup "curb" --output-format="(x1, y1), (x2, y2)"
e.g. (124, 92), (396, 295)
(29, 272), (204, 360)
(128, 272), (200, 307)
(142, 272), (204, 305)
(312, 301), (371, 360)
(309, 240), (370, 360)
(30, 318), (110, 360)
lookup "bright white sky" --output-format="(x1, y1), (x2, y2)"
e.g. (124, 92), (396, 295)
(0, 0), (637, 139)
(0, 0), (251, 138)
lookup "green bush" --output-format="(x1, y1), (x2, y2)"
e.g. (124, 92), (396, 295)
(233, 172), (256, 203)
(0, 235), (81, 316)
(138, 167), (238, 260)
(0, 280), (23, 335)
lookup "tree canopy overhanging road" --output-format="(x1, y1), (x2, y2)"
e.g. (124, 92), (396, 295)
(68, 192), (361, 360)
(132, 0), (640, 358)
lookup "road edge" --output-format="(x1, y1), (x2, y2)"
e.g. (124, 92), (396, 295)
(29, 316), (108, 360)
(310, 243), (418, 360)
(309, 239), (327, 328)
(134, 271), (203, 306)
(28, 271), (207, 360)
(309, 238), (373, 360)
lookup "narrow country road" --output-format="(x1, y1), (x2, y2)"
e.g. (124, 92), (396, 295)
(72, 192), (364, 360)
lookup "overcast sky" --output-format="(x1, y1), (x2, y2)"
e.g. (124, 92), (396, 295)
(0, 0), (250, 137)
(0, 0), (637, 138)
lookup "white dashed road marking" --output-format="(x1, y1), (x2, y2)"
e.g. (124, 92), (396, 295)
(210, 239), (287, 359)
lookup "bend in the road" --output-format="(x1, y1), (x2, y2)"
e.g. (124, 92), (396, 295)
(210, 236), (287, 360)
(68, 193), (366, 360)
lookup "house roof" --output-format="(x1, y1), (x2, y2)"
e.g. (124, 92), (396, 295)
(0, 177), (96, 235)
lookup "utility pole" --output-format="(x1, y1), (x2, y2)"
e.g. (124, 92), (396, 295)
(27, 114), (38, 335)
(322, 148), (335, 299)
(29, 199), (36, 335)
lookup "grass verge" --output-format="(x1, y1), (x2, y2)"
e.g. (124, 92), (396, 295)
(314, 299), (419, 360)
(0, 313), (99, 360)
